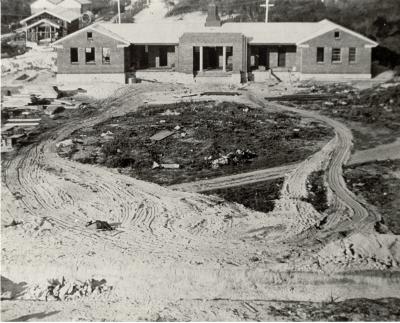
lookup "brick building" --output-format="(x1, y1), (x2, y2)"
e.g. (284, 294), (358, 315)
(53, 3), (378, 84)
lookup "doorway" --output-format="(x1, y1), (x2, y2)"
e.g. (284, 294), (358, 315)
(159, 47), (168, 67)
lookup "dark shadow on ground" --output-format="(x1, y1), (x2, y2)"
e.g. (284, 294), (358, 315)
(7, 311), (60, 322)
(1, 276), (28, 300)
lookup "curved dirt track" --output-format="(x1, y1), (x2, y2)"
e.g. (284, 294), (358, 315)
(247, 92), (376, 233)
(2, 84), (400, 320)
(170, 164), (297, 192)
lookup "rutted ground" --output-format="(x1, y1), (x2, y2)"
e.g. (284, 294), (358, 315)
(2, 83), (400, 321)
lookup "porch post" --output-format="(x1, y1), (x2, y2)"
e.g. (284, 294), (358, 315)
(199, 46), (203, 72)
(222, 46), (227, 72)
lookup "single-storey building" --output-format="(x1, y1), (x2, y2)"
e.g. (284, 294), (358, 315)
(53, 2), (378, 84)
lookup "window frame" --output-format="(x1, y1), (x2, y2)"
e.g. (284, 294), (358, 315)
(70, 47), (78, 64)
(87, 32), (93, 40)
(331, 48), (342, 63)
(349, 47), (357, 63)
(102, 47), (111, 64)
(334, 31), (340, 39)
(316, 47), (325, 63)
(85, 47), (96, 64)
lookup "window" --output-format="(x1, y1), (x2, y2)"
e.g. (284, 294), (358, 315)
(102, 47), (111, 64)
(87, 32), (93, 40)
(332, 48), (341, 63)
(349, 47), (357, 63)
(278, 48), (286, 67)
(70, 47), (78, 63)
(85, 47), (95, 64)
(334, 31), (340, 39)
(316, 47), (324, 63)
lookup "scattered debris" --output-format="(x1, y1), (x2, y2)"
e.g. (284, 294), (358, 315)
(53, 86), (87, 99)
(44, 105), (65, 116)
(200, 91), (241, 96)
(265, 94), (337, 102)
(43, 277), (111, 301)
(56, 139), (73, 148)
(4, 220), (23, 228)
(150, 130), (174, 141)
(85, 220), (114, 231)
(210, 149), (257, 169)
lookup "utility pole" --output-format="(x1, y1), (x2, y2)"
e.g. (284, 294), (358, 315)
(117, 0), (121, 24)
(260, 0), (274, 23)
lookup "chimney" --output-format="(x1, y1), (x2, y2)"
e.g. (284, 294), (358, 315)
(205, 0), (221, 27)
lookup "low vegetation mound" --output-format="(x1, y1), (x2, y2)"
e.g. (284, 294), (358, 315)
(344, 160), (400, 235)
(63, 101), (333, 185)
(290, 83), (400, 150)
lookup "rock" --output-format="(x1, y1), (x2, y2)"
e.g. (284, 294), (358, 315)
(59, 282), (71, 300)
(56, 139), (73, 148)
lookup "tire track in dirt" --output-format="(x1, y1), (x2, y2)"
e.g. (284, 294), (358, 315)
(247, 92), (376, 233)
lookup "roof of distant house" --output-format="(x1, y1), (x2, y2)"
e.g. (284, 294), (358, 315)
(21, 7), (81, 24)
(35, 0), (91, 5)
(53, 19), (378, 47)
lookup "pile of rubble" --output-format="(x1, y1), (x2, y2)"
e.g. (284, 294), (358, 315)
(22, 277), (112, 301)
(207, 149), (257, 169)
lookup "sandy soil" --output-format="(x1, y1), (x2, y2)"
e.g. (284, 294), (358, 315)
(2, 79), (400, 320)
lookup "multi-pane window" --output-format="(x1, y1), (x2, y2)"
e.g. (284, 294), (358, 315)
(332, 48), (341, 63)
(85, 47), (95, 64)
(70, 47), (78, 63)
(87, 32), (93, 40)
(278, 48), (286, 67)
(102, 48), (111, 64)
(334, 31), (340, 39)
(349, 47), (357, 63)
(317, 47), (324, 63)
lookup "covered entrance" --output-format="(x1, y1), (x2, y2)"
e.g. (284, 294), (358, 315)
(24, 19), (60, 43)
(193, 46), (233, 75)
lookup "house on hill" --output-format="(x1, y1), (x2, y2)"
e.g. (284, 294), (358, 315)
(31, 0), (92, 15)
(19, 0), (92, 43)
(52, 2), (378, 84)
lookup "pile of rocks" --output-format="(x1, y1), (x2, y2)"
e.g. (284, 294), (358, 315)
(23, 277), (112, 301)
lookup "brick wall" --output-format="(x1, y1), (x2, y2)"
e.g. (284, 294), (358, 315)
(300, 28), (372, 74)
(57, 29), (128, 74)
(177, 32), (245, 74)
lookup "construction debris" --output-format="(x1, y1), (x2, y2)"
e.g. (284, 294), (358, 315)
(210, 149), (257, 169)
(265, 94), (337, 101)
(85, 220), (114, 231)
(56, 139), (73, 148)
(200, 91), (241, 96)
(43, 277), (111, 301)
(150, 130), (174, 141)
(4, 220), (23, 228)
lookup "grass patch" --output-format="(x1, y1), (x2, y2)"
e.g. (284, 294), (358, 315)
(68, 101), (332, 185)
(291, 83), (400, 150)
(344, 160), (400, 234)
(304, 170), (329, 213)
(203, 178), (284, 213)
